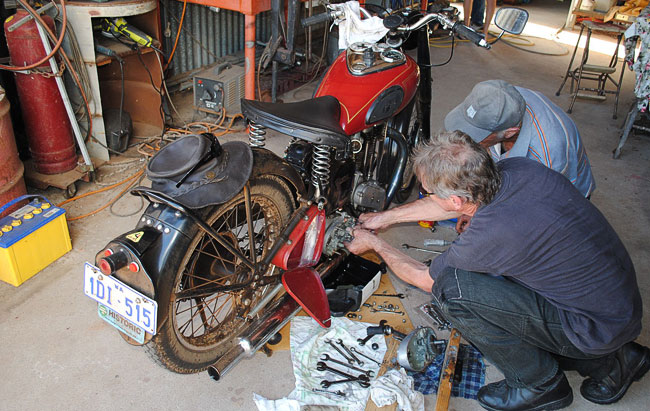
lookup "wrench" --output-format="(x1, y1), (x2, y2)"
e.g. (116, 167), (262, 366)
(325, 339), (354, 364)
(370, 308), (405, 315)
(320, 354), (375, 377)
(316, 361), (369, 384)
(372, 293), (405, 299)
(357, 333), (376, 346)
(321, 377), (370, 388)
(401, 243), (442, 254)
(350, 346), (382, 365)
(337, 339), (363, 366)
(311, 388), (346, 397)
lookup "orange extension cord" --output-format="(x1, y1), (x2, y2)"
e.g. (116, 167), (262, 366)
(59, 110), (244, 221)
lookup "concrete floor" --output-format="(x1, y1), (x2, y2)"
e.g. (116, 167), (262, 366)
(2, 1), (649, 410)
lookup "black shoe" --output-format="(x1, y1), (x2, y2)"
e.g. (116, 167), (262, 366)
(580, 342), (650, 404)
(477, 370), (573, 411)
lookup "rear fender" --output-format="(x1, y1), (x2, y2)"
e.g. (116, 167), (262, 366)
(251, 147), (307, 199)
(96, 204), (205, 337)
(100, 149), (304, 336)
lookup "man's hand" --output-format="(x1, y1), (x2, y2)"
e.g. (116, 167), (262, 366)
(358, 212), (390, 231)
(455, 214), (472, 234)
(344, 227), (380, 255)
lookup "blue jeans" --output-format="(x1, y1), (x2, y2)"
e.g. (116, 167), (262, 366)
(471, 0), (485, 26)
(431, 267), (614, 388)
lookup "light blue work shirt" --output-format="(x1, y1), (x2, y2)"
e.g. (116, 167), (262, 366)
(488, 87), (595, 197)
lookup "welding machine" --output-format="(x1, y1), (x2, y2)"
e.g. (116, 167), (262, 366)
(193, 63), (245, 115)
(0, 195), (72, 286)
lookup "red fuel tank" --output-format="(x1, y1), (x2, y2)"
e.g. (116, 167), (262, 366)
(0, 86), (27, 218)
(315, 47), (419, 135)
(4, 10), (77, 175)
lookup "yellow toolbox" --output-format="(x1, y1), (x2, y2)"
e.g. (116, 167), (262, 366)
(0, 195), (72, 286)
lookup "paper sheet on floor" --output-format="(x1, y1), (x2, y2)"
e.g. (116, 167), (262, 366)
(286, 316), (385, 410)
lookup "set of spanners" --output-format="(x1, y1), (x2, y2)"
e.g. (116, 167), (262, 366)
(317, 361), (370, 388)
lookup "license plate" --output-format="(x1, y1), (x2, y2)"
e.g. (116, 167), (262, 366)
(84, 262), (157, 334)
(98, 304), (145, 344)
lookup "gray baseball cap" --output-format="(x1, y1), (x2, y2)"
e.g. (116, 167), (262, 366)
(444, 80), (526, 143)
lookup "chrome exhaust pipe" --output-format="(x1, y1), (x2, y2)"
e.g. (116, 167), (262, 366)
(207, 254), (345, 381)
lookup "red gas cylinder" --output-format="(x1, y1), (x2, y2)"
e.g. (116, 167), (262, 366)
(4, 10), (76, 175)
(0, 86), (27, 219)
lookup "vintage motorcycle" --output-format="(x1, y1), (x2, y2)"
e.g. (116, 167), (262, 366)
(84, 2), (528, 379)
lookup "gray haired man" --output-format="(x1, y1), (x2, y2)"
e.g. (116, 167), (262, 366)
(345, 131), (648, 411)
(445, 80), (595, 198)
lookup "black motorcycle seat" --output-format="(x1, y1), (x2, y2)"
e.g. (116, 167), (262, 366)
(241, 96), (349, 149)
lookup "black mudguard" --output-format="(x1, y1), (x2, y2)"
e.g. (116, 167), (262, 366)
(102, 146), (306, 335)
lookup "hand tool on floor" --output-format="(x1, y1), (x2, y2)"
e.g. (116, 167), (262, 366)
(325, 339), (355, 364)
(311, 388), (346, 397)
(372, 292), (405, 299)
(402, 243), (442, 254)
(423, 239), (452, 247)
(350, 346), (382, 365)
(317, 362), (370, 388)
(320, 354), (374, 377)
(337, 339), (363, 365)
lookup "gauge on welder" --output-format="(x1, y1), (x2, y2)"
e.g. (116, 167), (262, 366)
(380, 49), (404, 63)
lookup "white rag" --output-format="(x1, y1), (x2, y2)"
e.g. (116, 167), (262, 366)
(335, 1), (389, 49)
(254, 316), (387, 411)
(370, 368), (425, 411)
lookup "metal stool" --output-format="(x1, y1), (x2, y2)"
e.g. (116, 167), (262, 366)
(556, 20), (627, 119)
(613, 100), (650, 158)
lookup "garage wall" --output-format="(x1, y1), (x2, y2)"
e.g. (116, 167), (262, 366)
(161, 1), (272, 77)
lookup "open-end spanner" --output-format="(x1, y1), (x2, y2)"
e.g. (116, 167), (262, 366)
(325, 338), (354, 364)
(321, 378), (370, 388)
(350, 346), (382, 365)
(320, 353), (374, 377)
(316, 361), (369, 384)
(311, 388), (346, 397)
(336, 339), (363, 366)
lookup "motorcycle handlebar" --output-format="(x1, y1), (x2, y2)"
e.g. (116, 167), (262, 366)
(398, 12), (490, 49)
(452, 22), (490, 49)
(301, 11), (335, 27)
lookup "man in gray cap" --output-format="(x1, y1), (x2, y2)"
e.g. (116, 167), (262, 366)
(444, 80), (595, 198)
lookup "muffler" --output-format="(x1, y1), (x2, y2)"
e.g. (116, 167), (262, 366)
(207, 254), (345, 380)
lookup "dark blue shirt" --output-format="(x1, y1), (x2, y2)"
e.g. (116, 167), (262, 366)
(430, 158), (642, 355)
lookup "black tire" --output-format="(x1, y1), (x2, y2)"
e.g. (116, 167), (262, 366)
(145, 176), (295, 373)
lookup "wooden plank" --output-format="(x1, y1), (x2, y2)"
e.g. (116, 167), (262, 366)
(435, 328), (462, 411)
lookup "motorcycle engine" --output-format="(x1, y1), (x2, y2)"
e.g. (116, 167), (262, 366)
(353, 178), (386, 211)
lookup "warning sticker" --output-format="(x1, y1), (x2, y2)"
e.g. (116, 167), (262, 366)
(126, 231), (144, 243)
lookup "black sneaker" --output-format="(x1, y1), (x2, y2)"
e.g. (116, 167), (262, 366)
(580, 342), (650, 404)
(478, 370), (573, 411)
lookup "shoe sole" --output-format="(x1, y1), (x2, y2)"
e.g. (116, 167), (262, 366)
(478, 391), (573, 411)
(581, 347), (650, 405)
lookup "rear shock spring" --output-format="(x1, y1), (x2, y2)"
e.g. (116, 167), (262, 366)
(248, 121), (266, 147)
(311, 144), (331, 188)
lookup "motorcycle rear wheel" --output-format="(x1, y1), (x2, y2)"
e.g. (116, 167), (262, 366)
(145, 176), (295, 373)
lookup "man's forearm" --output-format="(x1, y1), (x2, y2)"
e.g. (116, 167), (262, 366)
(381, 197), (460, 224)
(373, 237), (434, 292)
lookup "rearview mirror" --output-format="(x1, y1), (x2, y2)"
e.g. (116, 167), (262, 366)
(494, 7), (529, 35)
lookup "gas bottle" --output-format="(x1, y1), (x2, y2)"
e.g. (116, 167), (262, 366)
(0, 86), (27, 219)
(4, 10), (77, 175)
